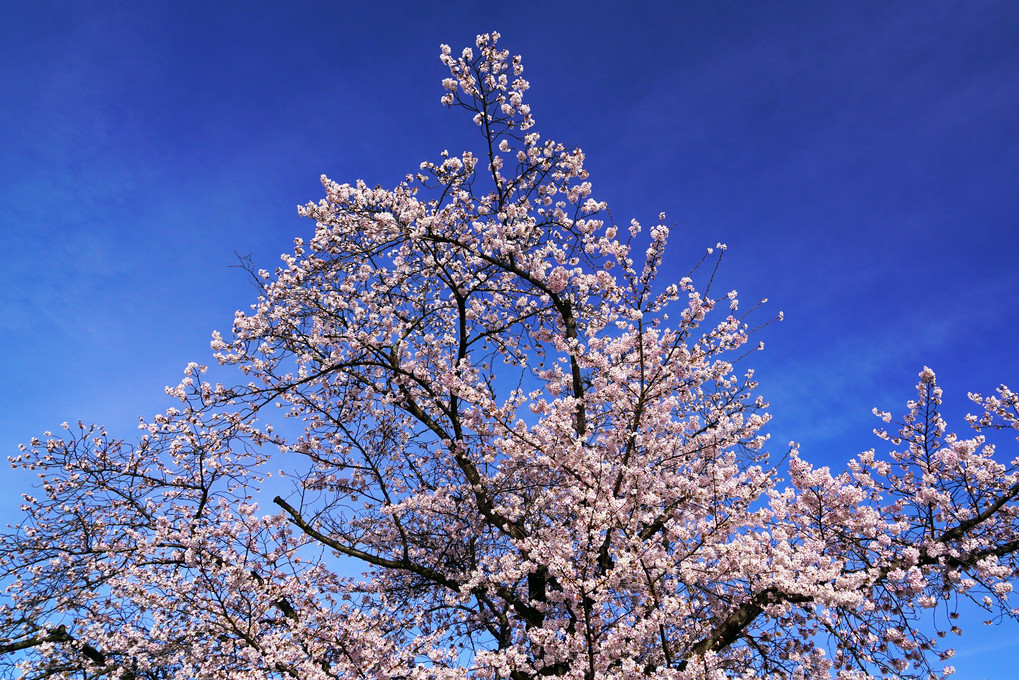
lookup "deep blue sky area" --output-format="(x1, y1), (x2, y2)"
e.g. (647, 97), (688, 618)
(2, 1), (1018, 675)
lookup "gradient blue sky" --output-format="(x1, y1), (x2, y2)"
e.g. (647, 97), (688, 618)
(2, 1), (1018, 675)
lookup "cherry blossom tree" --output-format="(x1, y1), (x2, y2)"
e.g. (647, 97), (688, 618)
(3, 32), (1019, 680)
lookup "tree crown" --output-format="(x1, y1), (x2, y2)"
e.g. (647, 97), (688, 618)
(3, 32), (1019, 680)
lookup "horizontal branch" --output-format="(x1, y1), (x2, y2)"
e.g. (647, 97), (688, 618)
(273, 496), (545, 628)
(274, 495), (463, 592)
(0, 624), (107, 667)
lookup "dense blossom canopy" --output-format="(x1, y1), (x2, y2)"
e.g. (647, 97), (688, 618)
(3, 32), (1019, 680)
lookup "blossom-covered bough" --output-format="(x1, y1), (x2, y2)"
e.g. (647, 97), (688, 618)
(3, 32), (1019, 680)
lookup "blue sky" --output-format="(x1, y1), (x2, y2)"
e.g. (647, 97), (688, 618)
(2, 1), (1017, 675)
